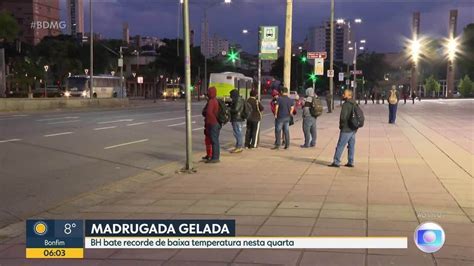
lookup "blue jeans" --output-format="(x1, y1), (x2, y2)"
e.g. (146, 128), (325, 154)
(275, 117), (290, 148)
(302, 116), (317, 147)
(333, 131), (356, 165)
(389, 104), (398, 123)
(208, 124), (221, 160)
(232, 121), (244, 148)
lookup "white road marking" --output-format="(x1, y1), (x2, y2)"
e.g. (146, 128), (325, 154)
(151, 115), (201, 123)
(44, 132), (74, 137)
(168, 121), (196, 127)
(127, 122), (148, 127)
(0, 139), (21, 143)
(47, 120), (80, 125)
(97, 119), (133, 125)
(104, 139), (149, 150)
(94, 126), (117, 131)
(37, 117), (79, 122)
(192, 127), (205, 131)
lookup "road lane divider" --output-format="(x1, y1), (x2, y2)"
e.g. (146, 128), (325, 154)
(104, 139), (149, 150)
(97, 119), (133, 125)
(127, 122), (148, 127)
(192, 127), (205, 131)
(151, 115), (201, 123)
(44, 132), (74, 137)
(94, 126), (117, 131)
(168, 121), (196, 127)
(47, 120), (81, 125)
(0, 139), (22, 143)
(36, 116), (79, 122)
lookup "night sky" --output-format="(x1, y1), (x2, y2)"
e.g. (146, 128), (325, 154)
(61, 0), (474, 53)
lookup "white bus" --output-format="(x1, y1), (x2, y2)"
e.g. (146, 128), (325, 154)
(65, 75), (125, 98)
(209, 72), (254, 102)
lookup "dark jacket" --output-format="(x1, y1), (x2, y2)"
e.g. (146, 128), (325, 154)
(247, 96), (264, 122)
(230, 89), (244, 122)
(340, 99), (357, 132)
(205, 87), (219, 126)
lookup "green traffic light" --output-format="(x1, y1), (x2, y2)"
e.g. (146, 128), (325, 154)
(228, 50), (239, 63)
(308, 73), (317, 82)
(301, 56), (307, 63)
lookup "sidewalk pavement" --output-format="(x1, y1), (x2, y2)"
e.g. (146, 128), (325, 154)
(0, 102), (472, 265)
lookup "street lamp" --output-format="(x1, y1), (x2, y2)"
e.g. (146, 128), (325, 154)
(43, 65), (49, 98)
(445, 37), (459, 98)
(242, 29), (248, 34)
(354, 18), (363, 24)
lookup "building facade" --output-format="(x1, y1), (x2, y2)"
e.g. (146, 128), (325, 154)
(0, 0), (61, 45)
(208, 34), (229, 58)
(67, 0), (83, 36)
(307, 21), (351, 65)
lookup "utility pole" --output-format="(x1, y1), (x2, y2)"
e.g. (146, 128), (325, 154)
(89, 0), (94, 99)
(411, 12), (420, 98)
(283, 0), (293, 89)
(257, 27), (262, 100)
(119, 46), (125, 98)
(329, 0), (335, 110)
(353, 42), (358, 99)
(446, 10), (457, 98)
(183, 0), (193, 171)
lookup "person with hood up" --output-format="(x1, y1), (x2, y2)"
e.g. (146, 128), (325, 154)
(229, 89), (245, 153)
(204, 87), (221, 163)
(301, 87), (317, 148)
(245, 90), (264, 149)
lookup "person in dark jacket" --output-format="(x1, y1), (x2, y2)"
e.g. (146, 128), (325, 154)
(245, 90), (264, 149)
(204, 87), (220, 163)
(301, 87), (317, 148)
(329, 89), (358, 168)
(201, 102), (212, 161)
(273, 87), (294, 150)
(230, 89), (245, 153)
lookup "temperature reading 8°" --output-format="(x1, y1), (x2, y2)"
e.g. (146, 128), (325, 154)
(64, 223), (76, 235)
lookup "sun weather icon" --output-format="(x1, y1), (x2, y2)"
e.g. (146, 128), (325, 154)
(33, 221), (48, 236)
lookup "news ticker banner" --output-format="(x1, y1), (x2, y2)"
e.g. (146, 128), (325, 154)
(26, 219), (407, 259)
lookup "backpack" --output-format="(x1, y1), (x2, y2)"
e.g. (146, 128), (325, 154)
(241, 100), (253, 120)
(388, 89), (398, 104)
(310, 97), (324, 118)
(217, 99), (230, 125)
(349, 103), (365, 130)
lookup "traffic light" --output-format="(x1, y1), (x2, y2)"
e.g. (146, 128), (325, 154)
(300, 50), (308, 63)
(227, 49), (239, 64)
(308, 73), (317, 82)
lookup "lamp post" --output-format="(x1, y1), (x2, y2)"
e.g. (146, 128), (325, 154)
(183, 0), (193, 171)
(446, 37), (458, 98)
(119, 46), (127, 98)
(89, 0), (94, 99)
(283, 0), (293, 89)
(348, 40), (366, 100)
(409, 38), (420, 99)
(43, 65), (49, 98)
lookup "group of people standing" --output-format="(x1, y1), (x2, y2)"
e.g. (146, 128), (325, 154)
(201, 84), (406, 168)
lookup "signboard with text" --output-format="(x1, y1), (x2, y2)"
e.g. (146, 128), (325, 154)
(350, 70), (363, 75)
(314, 58), (324, 75)
(308, 51), (327, 60)
(259, 26), (279, 60)
(338, 72), (345, 82)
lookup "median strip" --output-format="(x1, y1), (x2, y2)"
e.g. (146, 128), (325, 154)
(168, 121), (196, 127)
(127, 122), (148, 127)
(104, 139), (149, 150)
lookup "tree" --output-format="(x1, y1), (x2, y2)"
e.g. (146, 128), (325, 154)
(458, 75), (473, 97)
(356, 52), (392, 90)
(0, 11), (19, 43)
(424, 75), (441, 97)
(459, 24), (474, 79)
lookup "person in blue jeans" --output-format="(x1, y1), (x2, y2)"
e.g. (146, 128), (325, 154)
(273, 87), (295, 150)
(301, 87), (317, 148)
(329, 89), (357, 168)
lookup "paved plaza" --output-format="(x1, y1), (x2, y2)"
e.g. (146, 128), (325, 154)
(0, 99), (472, 265)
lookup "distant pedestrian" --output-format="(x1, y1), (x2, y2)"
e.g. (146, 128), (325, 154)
(403, 91), (407, 104)
(301, 87), (321, 148)
(364, 93), (368, 104)
(388, 85), (399, 124)
(230, 89), (245, 153)
(204, 87), (221, 163)
(329, 89), (363, 168)
(245, 90), (264, 149)
(412, 91), (416, 104)
(273, 87), (295, 150)
(381, 90), (386, 104)
(326, 90), (332, 113)
(371, 91), (375, 104)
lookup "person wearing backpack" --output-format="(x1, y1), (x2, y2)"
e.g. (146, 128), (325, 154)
(388, 85), (399, 124)
(329, 89), (360, 168)
(245, 90), (264, 149)
(230, 89), (246, 153)
(301, 88), (319, 148)
(204, 87), (221, 163)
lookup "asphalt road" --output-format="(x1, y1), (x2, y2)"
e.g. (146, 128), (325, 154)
(0, 99), (279, 228)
